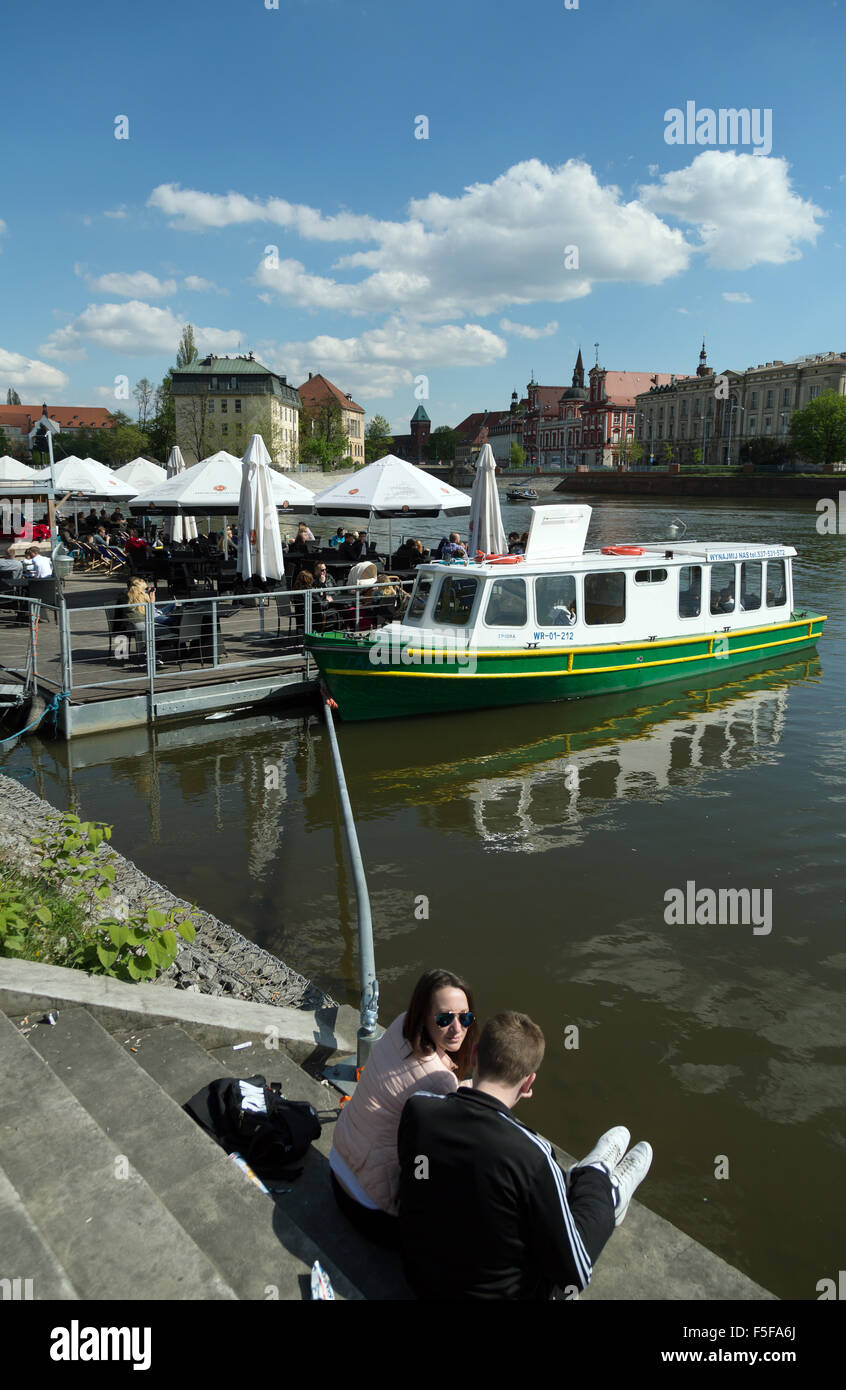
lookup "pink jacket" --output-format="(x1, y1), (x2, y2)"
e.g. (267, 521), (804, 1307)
(331, 1012), (458, 1214)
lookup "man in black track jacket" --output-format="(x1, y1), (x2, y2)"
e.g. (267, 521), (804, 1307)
(397, 1011), (651, 1300)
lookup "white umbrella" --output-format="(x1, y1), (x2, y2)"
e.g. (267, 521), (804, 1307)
(114, 457), (167, 490)
(468, 443), (507, 557)
(166, 446), (198, 544)
(130, 449), (314, 516)
(312, 453), (471, 555)
(237, 435), (285, 583)
(0, 456), (38, 482)
(53, 457), (138, 501)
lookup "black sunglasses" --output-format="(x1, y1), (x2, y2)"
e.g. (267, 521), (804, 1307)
(434, 1011), (475, 1029)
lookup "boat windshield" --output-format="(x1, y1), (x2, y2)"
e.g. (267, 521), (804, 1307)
(433, 574), (479, 626)
(406, 574), (433, 622)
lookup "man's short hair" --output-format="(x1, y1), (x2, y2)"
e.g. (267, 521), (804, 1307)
(24, 547), (38, 558)
(476, 1012), (545, 1086)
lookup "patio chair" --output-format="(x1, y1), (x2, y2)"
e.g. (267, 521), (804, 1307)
(27, 577), (60, 624)
(171, 605), (214, 669)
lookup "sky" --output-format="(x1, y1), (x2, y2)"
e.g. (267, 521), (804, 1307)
(2, 0), (844, 440)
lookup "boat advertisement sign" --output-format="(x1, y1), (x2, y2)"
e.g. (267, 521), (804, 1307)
(705, 546), (788, 561)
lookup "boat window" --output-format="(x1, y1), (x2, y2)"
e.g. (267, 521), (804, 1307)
(766, 559), (787, 607)
(709, 563), (736, 616)
(584, 572), (626, 625)
(536, 574), (578, 626)
(634, 569), (668, 584)
(434, 575), (479, 626)
(740, 561), (762, 612)
(406, 575), (433, 622)
(484, 577), (527, 627)
(678, 565), (702, 618)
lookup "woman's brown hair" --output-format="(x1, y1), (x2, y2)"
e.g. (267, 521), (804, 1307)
(402, 968), (477, 1080)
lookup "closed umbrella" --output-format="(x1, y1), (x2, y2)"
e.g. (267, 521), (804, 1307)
(237, 435), (285, 584)
(468, 443), (507, 557)
(166, 447), (198, 544)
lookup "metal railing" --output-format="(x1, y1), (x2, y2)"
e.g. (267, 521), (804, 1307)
(1, 576), (415, 701)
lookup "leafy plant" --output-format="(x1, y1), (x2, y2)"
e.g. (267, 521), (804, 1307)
(31, 813), (116, 903)
(69, 904), (196, 982)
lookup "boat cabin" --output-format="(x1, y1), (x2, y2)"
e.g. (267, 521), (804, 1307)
(400, 506), (796, 649)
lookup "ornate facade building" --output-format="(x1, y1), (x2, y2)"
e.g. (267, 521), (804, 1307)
(172, 354), (301, 465)
(634, 345), (846, 466)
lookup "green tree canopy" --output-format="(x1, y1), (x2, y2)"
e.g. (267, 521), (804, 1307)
(365, 414), (394, 463)
(788, 391), (846, 468)
(509, 441), (525, 468)
(424, 425), (459, 462)
(301, 399), (350, 470)
(176, 325), (199, 368)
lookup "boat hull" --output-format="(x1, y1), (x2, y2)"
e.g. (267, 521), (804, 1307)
(306, 613), (827, 721)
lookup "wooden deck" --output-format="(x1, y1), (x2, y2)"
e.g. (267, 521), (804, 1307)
(0, 575), (316, 736)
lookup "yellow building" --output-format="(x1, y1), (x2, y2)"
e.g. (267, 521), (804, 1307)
(172, 353), (301, 465)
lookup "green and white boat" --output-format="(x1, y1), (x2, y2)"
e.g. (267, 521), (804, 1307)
(306, 505), (827, 721)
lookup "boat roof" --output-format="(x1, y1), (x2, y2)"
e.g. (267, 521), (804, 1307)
(420, 540), (796, 579)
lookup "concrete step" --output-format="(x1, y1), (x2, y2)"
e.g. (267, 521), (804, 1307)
(0, 1163), (78, 1300)
(135, 1024), (413, 1299)
(0, 1010), (240, 1300)
(28, 1008), (362, 1301)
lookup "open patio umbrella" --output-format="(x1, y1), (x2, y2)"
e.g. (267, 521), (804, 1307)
(312, 454), (471, 557)
(237, 435), (285, 584)
(467, 443), (507, 557)
(130, 448), (314, 517)
(166, 447), (198, 544)
(114, 457), (167, 490)
(0, 456), (38, 483)
(51, 457), (138, 501)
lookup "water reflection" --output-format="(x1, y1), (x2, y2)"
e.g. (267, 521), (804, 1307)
(357, 659), (817, 855)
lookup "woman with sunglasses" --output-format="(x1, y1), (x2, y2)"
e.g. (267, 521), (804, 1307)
(329, 968), (478, 1246)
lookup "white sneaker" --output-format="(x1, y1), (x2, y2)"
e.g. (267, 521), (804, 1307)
(611, 1141), (653, 1226)
(573, 1126), (631, 1175)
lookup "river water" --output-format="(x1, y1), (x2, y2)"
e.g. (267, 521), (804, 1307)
(4, 495), (844, 1299)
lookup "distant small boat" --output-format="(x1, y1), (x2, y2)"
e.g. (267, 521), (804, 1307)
(506, 486), (538, 503)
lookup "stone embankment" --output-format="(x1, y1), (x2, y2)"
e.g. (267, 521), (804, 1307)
(0, 774), (332, 1012)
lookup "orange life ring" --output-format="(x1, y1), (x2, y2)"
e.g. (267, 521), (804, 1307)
(601, 545), (645, 556)
(484, 553), (524, 564)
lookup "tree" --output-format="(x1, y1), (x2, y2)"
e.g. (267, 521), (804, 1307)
(146, 374), (176, 460)
(180, 394), (211, 464)
(6, 387), (21, 405)
(509, 441), (526, 469)
(176, 324), (199, 368)
(101, 412), (150, 465)
(788, 391), (846, 469)
(739, 436), (796, 470)
(0, 426), (10, 454)
(423, 425), (459, 463)
(365, 414), (394, 463)
(301, 399), (350, 470)
(133, 377), (155, 429)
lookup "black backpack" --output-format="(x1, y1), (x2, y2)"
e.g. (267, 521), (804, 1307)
(183, 1074), (323, 1180)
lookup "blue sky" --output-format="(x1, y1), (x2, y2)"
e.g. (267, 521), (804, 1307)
(2, 0), (844, 440)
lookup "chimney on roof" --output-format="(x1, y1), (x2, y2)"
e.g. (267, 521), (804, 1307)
(346, 393), (352, 401)
(308, 372), (313, 380)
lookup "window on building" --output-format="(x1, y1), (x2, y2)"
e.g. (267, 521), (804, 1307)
(740, 561), (762, 611)
(210, 377), (218, 391)
(679, 565), (702, 618)
(221, 399), (228, 413)
(783, 388), (791, 406)
(766, 390), (774, 408)
(764, 418), (772, 434)
(230, 377), (237, 390)
(208, 400), (214, 412)
(484, 578), (527, 627)
(235, 399), (241, 412)
(584, 572), (626, 625)
(222, 424), (228, 435)
(750, 391), (758, 408)
(680, 399), (688, 415)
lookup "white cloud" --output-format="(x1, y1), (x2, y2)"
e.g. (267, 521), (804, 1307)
(639, 152), (823, 269)
(269, 317), (506, 399)
(677, 307), (690, 314)
(183, 275), (226, 293)
(0, 347), (69, 395)
(103, 205), (129, 220)
(0, 218), (6, 250)
(39, 301), (243, 359)
(648, 164), (660, 176)
(723, 291), (752, 303)
(499, 318), (559, 339)
(152, 153), (821, 321)
(87, 271), (179, 299)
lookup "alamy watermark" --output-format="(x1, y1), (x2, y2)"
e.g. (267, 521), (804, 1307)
(1, 497), (36, 534)
(816, 493), (846, 534)
(664, 102), (772, 157)
(368, 629), (477, 673)
(664, 880), (772, 935)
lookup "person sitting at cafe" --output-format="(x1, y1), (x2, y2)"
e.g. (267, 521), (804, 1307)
(297, 521), (316, 543)
(329, 526), (346, 549)
(0, 546), (24, 588)
(109, 507), (124, 524)
(23, 546), (53, 579)
(84, 508), (99, 531)
(442, 532), (467, 560)
(340, 530), (365, 563)
(312, 560), (336, 591)
(218, 526), (234, 555)
(124, 527), (149, 557)
(125, 577), (178, 626)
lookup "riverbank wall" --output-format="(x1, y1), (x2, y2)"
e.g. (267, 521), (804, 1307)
(0, 774), (331, 1011)
(554, 472), (839, 500)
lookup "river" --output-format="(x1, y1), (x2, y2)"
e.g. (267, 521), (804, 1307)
(4, 494), (844, 1299)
